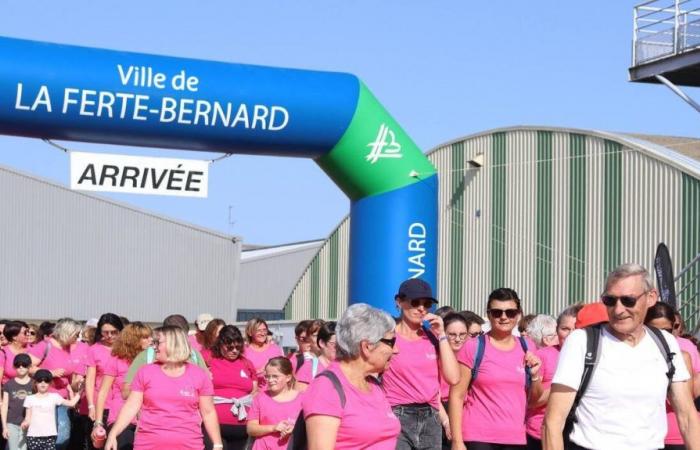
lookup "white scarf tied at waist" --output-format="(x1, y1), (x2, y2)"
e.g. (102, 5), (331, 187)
(213, 395), (254, 420)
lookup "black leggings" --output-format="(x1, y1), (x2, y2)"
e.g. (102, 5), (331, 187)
(466, 442), (527, 450)
(203, 424), (248, 450)
(526, 434), (542, 450)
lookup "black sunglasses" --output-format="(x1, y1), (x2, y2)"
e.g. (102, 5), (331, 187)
(488, 308), (519, 319)
(377, 337), (396, 348)
(13, 363), (30, 369)
(408, 298), (434, 309)
(600, 291), (648, 308)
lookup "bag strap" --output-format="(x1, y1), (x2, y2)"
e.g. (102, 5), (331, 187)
(645, 326), (676, 388)
(317, 371), (346, 408)
(38, 341), (51, 366)
(518, 336), (532, 389)
(311, 357), (319, 378)
(565, 324), (602, 434)
(468, 334), (486, 389)
(295, 353), (305, 374)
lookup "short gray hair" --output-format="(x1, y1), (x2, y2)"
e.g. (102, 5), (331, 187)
(604, 263), (654, 293)
(53, 318), (82, 345)
(557, 304), (582, 327)
(336, 303), (395, 361)
(526, 314), (557, 347)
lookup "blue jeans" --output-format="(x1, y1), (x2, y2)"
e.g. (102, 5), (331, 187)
(55, 405), (71, 450)
(392, 404), (441, 450)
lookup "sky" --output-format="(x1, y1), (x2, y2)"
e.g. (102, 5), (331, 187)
(1, 1), (698, 246)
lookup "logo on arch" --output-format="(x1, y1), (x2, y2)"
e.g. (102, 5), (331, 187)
(366, 123), (402, 164)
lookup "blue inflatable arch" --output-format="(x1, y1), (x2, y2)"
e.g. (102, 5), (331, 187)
(0, 37), (438, 314)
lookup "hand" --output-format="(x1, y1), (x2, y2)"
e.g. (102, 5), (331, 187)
(524, 351), (542, 378)
(423, 313), (445, 336)
(20, 420), (29, 431)
(274, 421), (289, 435)
(88, 408), (96, 421)
(451, 441), (467, 450)
(104, 435), (117, 450)
(442, 418), (452, 440)
(2, 428), (8, 439)
(51, 368), (65, 378)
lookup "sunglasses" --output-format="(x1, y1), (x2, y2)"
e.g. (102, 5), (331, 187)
(25, 330), (36, 336)
(101, 330), (119, 336)
(468, 330), (484, 338)
(600, 291), (648, 308)
(408, 298), (434, 309)
(447, 332), (469, 341)
(14, 363), (30, 369)
(488, 308), (520, 319)
(35, 379), (51, 384)
(377, 337), (396, 348)
(223, 343), (243, 352)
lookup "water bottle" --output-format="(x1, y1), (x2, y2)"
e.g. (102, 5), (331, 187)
(92, 425), (106, 449)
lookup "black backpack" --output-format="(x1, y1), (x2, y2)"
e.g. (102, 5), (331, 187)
(563, 324), (675, 440)
(469, 334), (532, 390)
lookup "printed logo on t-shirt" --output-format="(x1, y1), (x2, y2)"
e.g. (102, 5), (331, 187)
(515, 365), (525, 374)
(179, 386), (196, 398)
(12, 389), (30, 401)
(240, 370), (248, 379)
(425, 352), (437, 360)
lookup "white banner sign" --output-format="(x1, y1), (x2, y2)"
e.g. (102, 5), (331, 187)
(70, 151), (209, 198)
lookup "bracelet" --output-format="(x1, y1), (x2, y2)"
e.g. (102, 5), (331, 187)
(531, 376), (542, 382)
(438, 335), (448, 342)
(88, 404), (95, 409)
(212, 445), (223, 449)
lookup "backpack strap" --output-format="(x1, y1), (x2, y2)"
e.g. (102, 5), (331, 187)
(564, 324), (602, 439)
(190, 350), (199, 365)
(311, 356), (320, 378)
(518, 336), (532, 389)
(146, 346), (156, 364)
(645, 326), (676, 388)
(295, 353), (305, 374)
(38, 341), (51, 366)
(316, 371), (346, 407)
(468, 334), (486, 389)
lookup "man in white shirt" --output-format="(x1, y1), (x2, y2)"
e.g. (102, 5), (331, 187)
(543, 263), (700, 450)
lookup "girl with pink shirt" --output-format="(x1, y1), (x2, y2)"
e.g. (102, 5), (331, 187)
(295, 322), (336, 389)
(1, 321), (30, 385)
(448, 288), (543, 450)
(382, 278), (460, 450)
(247, 357), (303, 449)
(93, 322), (153, 450)
(105, 326), (222, 450)
(440, 313), (470, 448)
(303, 304), (401, 449)
(244, 319), (283, 388)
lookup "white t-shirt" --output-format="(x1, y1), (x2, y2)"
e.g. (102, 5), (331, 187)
(23, 393), (64, 437)
(553, 326), (689, 450)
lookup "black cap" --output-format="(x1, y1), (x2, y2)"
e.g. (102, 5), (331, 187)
(396, 278), (437, 303)
(33, 369), (53, 383)
(13, 353), (31, 368)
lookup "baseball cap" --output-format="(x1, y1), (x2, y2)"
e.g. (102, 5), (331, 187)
(86, 318), (99, 328)
(575, 303), (609, 329)
(396, 278), (438, 303)
(13, 353), (31, 368)
(34, 369), (53, 383)
(196, 313), (214, 331)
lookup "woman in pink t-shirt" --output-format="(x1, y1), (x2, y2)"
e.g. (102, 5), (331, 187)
(304, 303), (401, 449)
(208, 325), (257, 450)
(296, 321), (336, 389)
(244, 318), (283, 388)
(382, 278), (460, 450)
(247, 357), (303, 449)
(200, 319), (225, 366)
(448, 288), (543, 450)
(524, 314), (560, 450)
(439, 313), (470, 448)
(105, 326), (222, 450)
(93, 322), (153, 450)
(0, 321), (30, 384)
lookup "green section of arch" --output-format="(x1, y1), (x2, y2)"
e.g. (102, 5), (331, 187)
(568, 134), (586, 303)
(536, 131), (552, 314)
(603, 140), (622, 275)
(449, 141), (465, 309)
(317, 81), (437, 200)
(491, 132), (506, 290)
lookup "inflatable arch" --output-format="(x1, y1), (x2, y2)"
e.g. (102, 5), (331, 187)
(0, 37), (437, 313)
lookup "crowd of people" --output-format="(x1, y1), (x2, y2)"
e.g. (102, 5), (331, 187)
(0, 262), (699, 450)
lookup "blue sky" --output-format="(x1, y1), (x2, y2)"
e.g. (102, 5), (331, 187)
(1, 1), (697, 245)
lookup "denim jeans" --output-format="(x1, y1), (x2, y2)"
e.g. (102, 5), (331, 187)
(55, 405), (71, 450)
(392, 404), (441, 450)
(7, 423), (28, 450)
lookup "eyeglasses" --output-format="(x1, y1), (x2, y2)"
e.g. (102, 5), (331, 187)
(223, 343), (243, 352)
(447, 332), (468, 341)
(25, 330), (36, 336)
(468, 330), (484, 338)
(600, 291), (649, 308)
(487, 308), (520, 319)
(409, 298), (434, 309)
(101, 330), (119, 336)
(377, 337), (396, 348)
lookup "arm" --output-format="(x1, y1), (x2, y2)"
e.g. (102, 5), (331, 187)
(306, 415), (340, 450)
(430, 315), (460, 385)
(95, 375), (115, 428)
(20, 406), (31, 430)
(61, 386), (81, 408)
(199, 396), (222, 448)
(1, 392), (8, 439)
(542, 384), (576, 450)
(105, 391), (143, 450)
(437, 398), (451, 440)
(85, 366), (97, 420)
(448, 364), (470, 450)
(525, 351), (544, 406)
(670, 371), (700, 449)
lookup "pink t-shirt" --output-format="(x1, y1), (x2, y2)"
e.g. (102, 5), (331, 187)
(208, 356), (256, 425)
(457, 335), (532, 445)
(665, 337), (700, 444)
(1, 345), (28, 384)
(296, 357), (330, 385)
(382, 333), (440, 408)
(526, 345), (560, 439)
(29, 340), (88, 398)
(79, 343), (117, 415)
(249, 390), (304, 450)
(303, 363), (400, 450)
(103, 356), (131, 425)
(131, 363), (213, 450)
(244, 343), (283, 387)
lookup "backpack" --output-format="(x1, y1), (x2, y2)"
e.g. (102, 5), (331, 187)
(286, 371), (380, 450)
(294, 354), (320, 378)
(563, 324), (675, 440)
(469, 334), (532, 390)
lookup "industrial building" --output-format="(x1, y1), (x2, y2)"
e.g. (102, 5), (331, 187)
(284, 126), (700, 328)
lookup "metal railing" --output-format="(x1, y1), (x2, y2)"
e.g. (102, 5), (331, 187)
(633, 0), (700, 65)
(674, 252), (700, 333)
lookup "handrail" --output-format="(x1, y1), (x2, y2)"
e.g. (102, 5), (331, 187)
(633, 0), (700, 66)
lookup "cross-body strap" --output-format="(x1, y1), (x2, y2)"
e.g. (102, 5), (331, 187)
(316, 370), (346, 408)
(468, 334), (486, 390)
(645, 325), (676, 388)
(518, 336), (532, 389)
(564, 323), (602, 438)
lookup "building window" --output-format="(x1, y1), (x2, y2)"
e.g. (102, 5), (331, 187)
(236, 309), (285, 322)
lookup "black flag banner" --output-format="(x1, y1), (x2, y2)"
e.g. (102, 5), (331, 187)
(654, 243), (677, 308)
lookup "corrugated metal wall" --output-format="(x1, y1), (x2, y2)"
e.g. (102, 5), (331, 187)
(0, 165), (241, 323)
(284, 127), (700, 322)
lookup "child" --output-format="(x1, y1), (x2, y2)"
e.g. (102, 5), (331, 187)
(247, 357), (304, 450)
(21, 369), (79, 450)
(1, 354), (32, 450)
